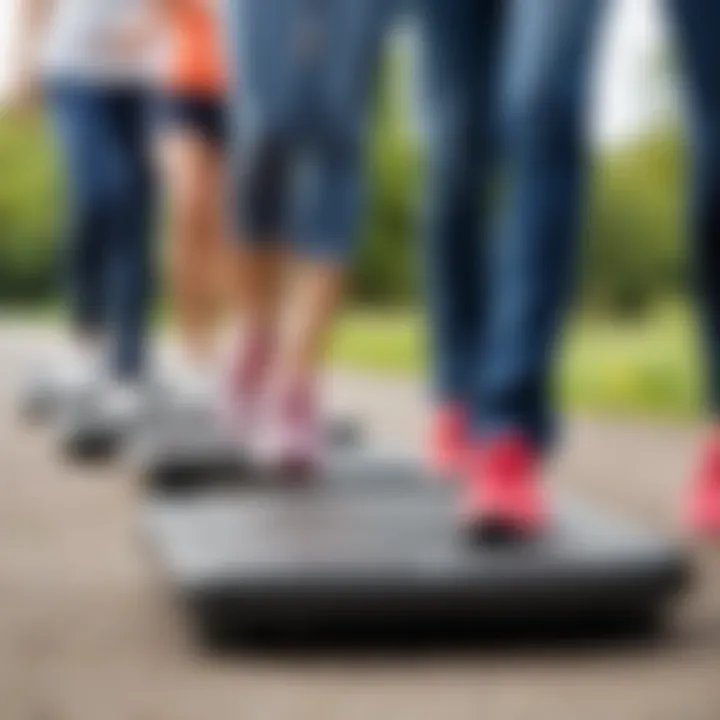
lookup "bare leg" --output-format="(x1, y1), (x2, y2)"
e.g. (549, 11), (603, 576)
(275, 258), (346, 388)
(232, 244), (286, 340)
(159, 130), (225, 369)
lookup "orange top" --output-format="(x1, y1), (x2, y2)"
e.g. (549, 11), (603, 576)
(164, 0), (227, 97)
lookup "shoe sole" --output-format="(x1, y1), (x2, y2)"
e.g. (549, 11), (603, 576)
(462, 510), (546, 547)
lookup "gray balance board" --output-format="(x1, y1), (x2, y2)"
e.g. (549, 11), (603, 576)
(142, 454), (690, 646)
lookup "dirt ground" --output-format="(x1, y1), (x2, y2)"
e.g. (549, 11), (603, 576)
(1, 323), (719, 720)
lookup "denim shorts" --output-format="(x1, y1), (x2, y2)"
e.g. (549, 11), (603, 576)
(225, 0), (394, 261)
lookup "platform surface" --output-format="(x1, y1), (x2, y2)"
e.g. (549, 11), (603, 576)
(135, 411), (363, 488)
(144, 455), (688, 632)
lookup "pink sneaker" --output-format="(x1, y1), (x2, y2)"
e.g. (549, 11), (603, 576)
(684, 436), (720, 539)
(259, 380), (323, 478)
(462, 434), (548, 541)
(426, 404), (469, 478)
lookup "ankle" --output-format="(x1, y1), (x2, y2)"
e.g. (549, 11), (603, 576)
(232, 325), (274, 392)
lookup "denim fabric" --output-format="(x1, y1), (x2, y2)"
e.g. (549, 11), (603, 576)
(48, 82), (155, 379)
(418, 0), (601, 447)
(225, 0), (393, 262)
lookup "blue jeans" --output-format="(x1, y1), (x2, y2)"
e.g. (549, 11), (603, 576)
(496, 0), (720, 433)
(665, 0), (720, 416)
(424, 0), (720, 443)
(418, 0), (505, 413)
(420, 0), (602, 447)
(225, 0), (392, 263)
(48, 83), (155, 379)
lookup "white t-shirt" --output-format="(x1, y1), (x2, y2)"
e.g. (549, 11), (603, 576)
(41, 0), (155, 82)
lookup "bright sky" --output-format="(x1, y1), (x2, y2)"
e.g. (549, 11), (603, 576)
(0, 0), (672, 148)
(592, 0), (672, 146)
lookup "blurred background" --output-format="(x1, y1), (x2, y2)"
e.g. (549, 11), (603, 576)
(0, 0), (700, 421)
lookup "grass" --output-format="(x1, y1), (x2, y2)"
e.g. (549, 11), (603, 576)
(332, 309), (425, 375)
(331, 301), (703, 420)
(558, 303), (701, 419)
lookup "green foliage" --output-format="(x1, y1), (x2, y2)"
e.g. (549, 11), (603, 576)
(0, 72), (691, 318)
(582, 133), (687, 317)
(353, 49), (422, 305)
(0, 111), (61, 304)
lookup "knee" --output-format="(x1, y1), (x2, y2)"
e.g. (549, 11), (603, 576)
(234, 126), (290, 240)
(242, 130), (288, 194)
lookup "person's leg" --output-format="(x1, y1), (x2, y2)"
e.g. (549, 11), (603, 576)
(477, 0), (602, 449)
(47, 84), (111, 358)
(463, 0), (603, 536)
(266, 143), (356, 469)
(224, 0), (296, 422)
(103, 87), (155, 384)
(204, 134), (240, 340)
(273, 0), (389, 389)
(415, 0), (504, 473)
(256, 0), (394, 470)
(231, 139), (290, 355)
(667, 1), (720, 421)
(156, 99), (228, 373)
(40, 81), (135, 408)
(666, 0), (720, 534)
